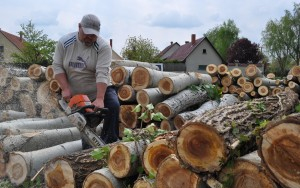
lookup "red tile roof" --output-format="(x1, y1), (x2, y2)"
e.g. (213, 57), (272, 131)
(0, 29), (24, 50)
(166, 37), (205, 61)
(158, 42), (180, 57)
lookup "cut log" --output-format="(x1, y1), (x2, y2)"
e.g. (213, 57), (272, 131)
(133, 177), (155, 188)
(160, 119), (175, 131)
(45, 65), (54, 81)
(257, 113), (300, 188)
(218, 151), (278, 188)
(49, 79), (61, 93)
(288, 65), (300, 77)
(158, 72), (212, 95)
(258, 85), (270, 97)
(117, 84), (136, 102)
(253, 77), (278, 87)
(131, 66), (180, 90)
(271, 87), (284, 95)
(44, 147), (107, 188)
(237, 76), (250, 87)
(142, 139), (175, 176)
(108, 140), (149, 178)
(0, 66), (9, 87)
(217, 64), (228, 76)
(10, 76), (34, 92)
(245, 64), (264, 80)
(173, 100), (219, 130)
(221, 74), (232, 87)
(119, 105), (139, 128)
(206, 64), (218, 76)
(267, 73), (276, 79)
(218, 94), (239, 107)
(176, 90), (298, 173)
(211, 76), (221, 86)
(83, 167), (125, 188)
(238, 92), (251, 101)
(155, 88), (209, 119)
(242, 81), (255, 93)
(136, 88), (167, 107)
(6, 140), (82, 185)
(230, 68), (243, 79)
(111, 66), (135, 86)
(0, 87), (14, 104)
(27, 64), (46, 81)
(111, 60), (159, 70)
(155, 154), (203, 188)
(288, 81), (300, 93)
(0, 110), (27, 122)
(18, 93), (37, 117)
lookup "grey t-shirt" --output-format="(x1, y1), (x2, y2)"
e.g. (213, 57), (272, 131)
(52, 32), (112, 99)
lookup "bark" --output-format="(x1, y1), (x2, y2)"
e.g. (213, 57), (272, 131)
(111, 66), (135, 86)
(257, 113), (300, 188)
(83, 167), (125, 188)
(218, 94), (239, 107)
(176, 90), (298, 173)
(155, 88), (208, 119)
(44, 147), (107, 188)
(0, 66), (9, 87)
(119, 105), (140, 128)
(238, 92), (251, 101)
(155, 154), (204, 188)
(245, 64), (264, 80)
(288, 81), (300, 93)
(111, 60), (159, 70)
(45, 65), (54, 81)
(10, 76), (34, 92)
(136, 88), (167, 107)
(253, 77), (278, 87)
(6, 140), (82, 185)
(0, 87), (14, 105)
(0, 110), (27, 122)
(206, 64), (218, 76)
(117, 84), (137, 102)
(142, 139), (175, 176)
(218, 151), (278, 188)
(173, 100), (219, 130)
(131, 66), (180, 90)
(158, 72), (212, 95)
(108, 140), (149, 178)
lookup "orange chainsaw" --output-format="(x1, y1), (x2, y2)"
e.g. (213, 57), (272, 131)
(59, 94), (108, 148)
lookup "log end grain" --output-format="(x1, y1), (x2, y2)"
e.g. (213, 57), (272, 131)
(158, 77), (174, 95)
(44, 159), (74, 188)
(6, 153), (28, 185)
(117, 85), (134, 101)
(136, 90), (150, 107)
(131, 67), (150, 90)
(155, 103), (172, 119)
(108, 144), (131, 178)
(142, 139), (174, 175)
(206, 64), (218, 76)
(83, 168), (115, 188)
(173, 115), (185, 130)
(176, 122), (226, 173)
(156, 154), (201, 188)
(133, 179), (153, 188)
(111, 66), (127, 86)
(217, 64), (228, 76)
(259, 120), (300, 188)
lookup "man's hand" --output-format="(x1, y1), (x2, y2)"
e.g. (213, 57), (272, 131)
(92, 98), (104, 111)
(61, 88), (72, 102)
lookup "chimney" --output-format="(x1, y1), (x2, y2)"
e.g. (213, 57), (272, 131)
(110, 39), (113, 48)
(171, 41), (173, 45)
(185, 41), (189, 44)
(191, 34), (196, 45)
(20, 32), (23, 41)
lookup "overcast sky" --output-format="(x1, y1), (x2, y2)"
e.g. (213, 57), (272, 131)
(0, 0), (296, 54)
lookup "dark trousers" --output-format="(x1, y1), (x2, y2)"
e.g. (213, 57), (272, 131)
(82, 86), (120, 149)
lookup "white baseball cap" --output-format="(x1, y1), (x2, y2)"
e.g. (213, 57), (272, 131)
(80, 14), (100, 36)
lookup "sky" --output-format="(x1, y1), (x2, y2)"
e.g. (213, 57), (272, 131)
(0, 0), (296, 55)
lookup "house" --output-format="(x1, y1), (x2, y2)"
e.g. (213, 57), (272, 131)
(0, 28), (24, 63)
(158, 42), (180, 60)
(109, 39), (123, 61)
(159, 34), (225, 73)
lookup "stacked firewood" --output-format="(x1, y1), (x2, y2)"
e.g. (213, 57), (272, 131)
(0, 61), (300, 188)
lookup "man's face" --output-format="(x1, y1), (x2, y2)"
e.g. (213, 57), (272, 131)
(79, 25), (98, 46)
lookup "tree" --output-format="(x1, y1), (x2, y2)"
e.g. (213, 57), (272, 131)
(204, 19), (240, 61)
(11, 20), (56, 66)
(227, 38), (263, 65)
(262, 2), (300, 73)
(121, 35), (160, 62)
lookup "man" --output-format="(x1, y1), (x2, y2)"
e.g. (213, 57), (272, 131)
(52, 14), (120, 148)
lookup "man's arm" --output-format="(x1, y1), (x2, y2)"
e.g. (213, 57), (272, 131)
(92, 82), (107, 109)
(55, 73), (72, 101)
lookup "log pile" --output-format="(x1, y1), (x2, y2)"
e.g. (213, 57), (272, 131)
(0, 62), (300, 188)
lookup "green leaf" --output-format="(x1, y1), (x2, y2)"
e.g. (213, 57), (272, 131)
(239, 134), (250, 142)
(296, 104), (300, 112)
(132, 104), (142, 113)
(146, 103), (154, 110)
(131, 154), (138, 163)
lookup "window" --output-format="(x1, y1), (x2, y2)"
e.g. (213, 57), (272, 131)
(202, 49), (207, 54)
(0, 46), (4, 52)
(0, 46), (3, 61)
(198, 65), (206, 71)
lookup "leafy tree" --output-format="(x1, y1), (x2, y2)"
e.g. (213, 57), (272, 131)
(262, 2), (300, 75)
(11, 20), (56, 66)
(121, 35), (160, 62)
(204, 19), (240, 61)
(227, 38), (263, 64)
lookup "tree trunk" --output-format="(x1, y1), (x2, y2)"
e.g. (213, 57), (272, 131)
(155, 154), (204, 188)
(136, 88), (167, 107)
(44, 147), (107, 188)
(119, 105), (140, 128)
(218, 151), (279, 188)
(288, 81), (300, 93)
(117, 84), (136, 102)
(10, 76), (35, 92)
(245, 64), (263, 80)
(158, 72), (212, 95)
(108, 140), (149, 178)
(176, 90), (298, 173)
(0, 110), (27, 122)
(83, 167), (125, 188)
(131, 67), (180, 90)
(253, 77), (278, 87)
(155, 88), (208, 119)
(6, 140), (82, 185)
(111, 60), (159, 70)
(173, 100), (219, 130)
(257, 113), (300, 188)
(142, 139), (175, 176)
(111, 66), (135, 86)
